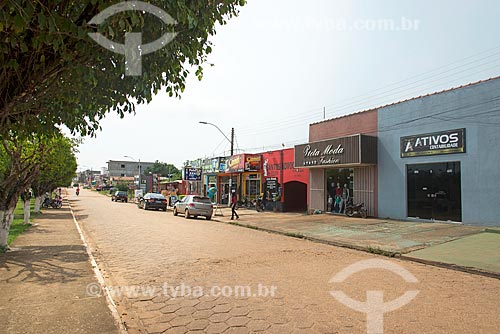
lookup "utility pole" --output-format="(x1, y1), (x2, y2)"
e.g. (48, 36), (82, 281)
(230, 127), (234, 156)
(323, 106), (326, 119)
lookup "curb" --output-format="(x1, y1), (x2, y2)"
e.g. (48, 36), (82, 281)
(68, 202), (128, 334)
(216, 219), (400, 257)
(215, 219), (500, 280)
(399, 255), (500, 280)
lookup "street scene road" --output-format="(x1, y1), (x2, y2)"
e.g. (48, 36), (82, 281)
(71, 189), (500, 334)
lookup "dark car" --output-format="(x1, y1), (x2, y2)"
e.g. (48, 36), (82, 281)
(138, 193), (167, 211)
(112, 191), (128, 202)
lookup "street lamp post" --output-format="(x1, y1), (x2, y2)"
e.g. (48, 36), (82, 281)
(124, 156), (141, 190)
(199, 121), (235, 205)
(199, 121), (234, 156)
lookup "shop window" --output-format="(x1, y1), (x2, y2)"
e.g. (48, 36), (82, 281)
(326, 168), (353, 213)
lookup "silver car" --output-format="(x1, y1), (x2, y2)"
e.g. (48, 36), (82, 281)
(173, 195), (213, 220)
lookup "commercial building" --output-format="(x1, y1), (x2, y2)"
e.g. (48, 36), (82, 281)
(107, 160), (156, 177)
(297, 77), (500, 226)
(262, 148), (309, 212)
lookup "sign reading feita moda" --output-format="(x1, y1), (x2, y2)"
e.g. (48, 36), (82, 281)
(400, 128), (466, 158)
(294, 134), (377, 168)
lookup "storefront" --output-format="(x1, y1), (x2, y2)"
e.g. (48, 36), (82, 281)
(262, 148), (309, 212)
(201, 157), (225, 200)
(295, 134), (377, 215)
(183, 167), (202, 195)
(377, 77), (500, 226)
(222, 153), (263, 203)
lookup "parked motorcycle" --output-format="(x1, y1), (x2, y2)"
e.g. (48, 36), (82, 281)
(42, 196), (62, 209)
(345, 202), (367, 218)
(255, 196), (265, 212)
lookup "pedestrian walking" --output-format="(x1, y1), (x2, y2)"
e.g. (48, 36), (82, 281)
(231, 190), (239, 220)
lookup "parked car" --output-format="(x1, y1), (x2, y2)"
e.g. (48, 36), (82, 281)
(112, 191), (128, 202)
(138, 193), (167, 211)
(173, 195), (213, 220)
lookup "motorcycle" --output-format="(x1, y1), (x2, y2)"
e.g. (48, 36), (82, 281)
(76, 189), (80, 196)
(42, 196), (62, 209)
(255, 196), (265, 212)
(345, 202), (368, 218)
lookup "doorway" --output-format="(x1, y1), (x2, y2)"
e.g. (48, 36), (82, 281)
(407, 162), (462, 221)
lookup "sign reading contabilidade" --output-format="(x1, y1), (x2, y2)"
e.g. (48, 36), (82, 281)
(400, 128), (466, 158)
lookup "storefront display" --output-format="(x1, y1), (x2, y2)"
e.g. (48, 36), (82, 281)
(295, 133), (377, 215)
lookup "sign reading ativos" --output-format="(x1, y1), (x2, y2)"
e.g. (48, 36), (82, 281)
(400, 128), (466, 158)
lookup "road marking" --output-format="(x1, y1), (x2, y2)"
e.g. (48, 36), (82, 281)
(68, 201), (127, 334)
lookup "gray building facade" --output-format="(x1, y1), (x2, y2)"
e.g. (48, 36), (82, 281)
(107, 160), (156, 177)
(378, 77), (500, 226)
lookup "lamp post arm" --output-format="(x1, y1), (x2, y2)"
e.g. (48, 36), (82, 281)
(199, 122), (232, 145)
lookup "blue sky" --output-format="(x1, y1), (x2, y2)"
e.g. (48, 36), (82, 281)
(77, 0), (500, 172)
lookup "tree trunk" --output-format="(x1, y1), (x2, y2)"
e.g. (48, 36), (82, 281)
(0, 208), (15, 248)
(34, 196), (42, 213)
(23, 199), (31, 225)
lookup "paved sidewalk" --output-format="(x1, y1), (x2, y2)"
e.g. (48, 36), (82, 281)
(0, 206), (120, 334)
(212, 208), (500, 276)
(404, 231), (500, 275)
(215, 208), (483, 254)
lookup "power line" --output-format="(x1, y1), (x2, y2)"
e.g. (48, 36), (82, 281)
(236, 45), (500, 135)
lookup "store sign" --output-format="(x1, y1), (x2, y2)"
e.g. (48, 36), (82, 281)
(219, 157), (227, 172)
(184, 167), (202, 181)
(400, 128), (466, 158)
(244, 155), (261, 172)
(227, 155), (244, 172)
(226, 154), (262, 173)
(295, 135), (376, 168)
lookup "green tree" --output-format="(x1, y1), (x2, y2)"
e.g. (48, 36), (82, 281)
(0, 131), (66, 247)
(144, 161), (181, 179)
(31, 137), (78, 213)
(0, 0), (244, 247)
(0, 0), (246, 135)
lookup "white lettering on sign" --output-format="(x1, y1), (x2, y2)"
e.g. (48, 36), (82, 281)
(406, 132), (460, 152)
(323, 144), (344, 156)
(304, 145), (321, 157)
(304, 144), (344, 158)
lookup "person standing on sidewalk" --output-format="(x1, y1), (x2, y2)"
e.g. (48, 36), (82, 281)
(231, 190), (239, 220)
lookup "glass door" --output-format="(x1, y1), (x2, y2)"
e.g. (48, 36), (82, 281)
(407, 162), (461, 221)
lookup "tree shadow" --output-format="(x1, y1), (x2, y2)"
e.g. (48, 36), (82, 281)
(0, 244), (89, 284)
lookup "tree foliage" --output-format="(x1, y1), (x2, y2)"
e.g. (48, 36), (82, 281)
(144, 160), (180, 178)
(31, 136), (78, 198)
(0, 0), (246, 135)
(0, 130), (77, 247)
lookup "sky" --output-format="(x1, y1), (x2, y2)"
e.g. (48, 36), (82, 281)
(76, 0), (500, 172)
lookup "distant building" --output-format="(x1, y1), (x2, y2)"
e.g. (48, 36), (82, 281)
(107, 160), (156, 177)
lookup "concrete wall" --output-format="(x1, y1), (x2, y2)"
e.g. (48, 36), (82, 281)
(309, 168), (325, 212)
(307, 109), (379, 212)
(309, 109), (378, 141)
(107, 161), (156, 177)
(378, 78), (500, 226)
